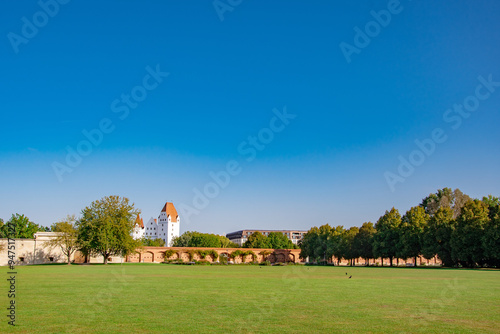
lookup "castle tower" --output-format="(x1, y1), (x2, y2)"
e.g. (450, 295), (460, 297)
(157, 202), (180, 246)
(132, 214), (145, 240)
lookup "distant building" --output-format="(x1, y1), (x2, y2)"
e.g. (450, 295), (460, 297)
(135, 202), (180, 247)
(226, 229), (308, 246)
(132, 214), (145, 240)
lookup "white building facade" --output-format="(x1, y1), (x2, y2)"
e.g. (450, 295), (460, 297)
(136, 202), (180, 247)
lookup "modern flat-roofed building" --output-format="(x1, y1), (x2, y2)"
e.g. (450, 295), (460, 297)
(226, 229), (307, 246)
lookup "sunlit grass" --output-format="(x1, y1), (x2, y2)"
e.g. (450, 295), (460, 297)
(1, 264), (499, 333)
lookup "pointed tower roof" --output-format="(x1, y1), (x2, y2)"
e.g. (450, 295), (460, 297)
(161, 202), (178, 222)
(135, 214), (144, 228)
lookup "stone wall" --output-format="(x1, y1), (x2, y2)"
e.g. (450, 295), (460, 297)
(119, 247), (303, 264)
(0, 236), (75, 266)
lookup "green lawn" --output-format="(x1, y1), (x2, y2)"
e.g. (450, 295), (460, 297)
(1, 264), (499, 333)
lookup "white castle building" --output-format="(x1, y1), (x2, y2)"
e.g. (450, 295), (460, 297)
(132, 202), (180, 247)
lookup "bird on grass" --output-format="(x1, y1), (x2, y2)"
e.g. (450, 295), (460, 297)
(348, 275), (352, 279)
(345, 272), (348, 275)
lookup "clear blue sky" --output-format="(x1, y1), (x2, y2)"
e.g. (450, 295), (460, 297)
(1, 1), (499, 235)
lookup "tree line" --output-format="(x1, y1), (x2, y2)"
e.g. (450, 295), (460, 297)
(171, 230), (300, 250)
(299, 188), (500, 268)
(172, 231), (239, 248)
(242, 231), (299, 249)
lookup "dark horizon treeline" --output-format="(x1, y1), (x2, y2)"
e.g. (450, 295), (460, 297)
(299, 188), (500, 268)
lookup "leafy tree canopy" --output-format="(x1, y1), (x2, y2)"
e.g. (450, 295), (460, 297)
(243, 232), (269, 249)
(373, 207), (401, 266)
(0, 214), (44, 239)
(420, 188), (471, 218)
(173, 231), (239, 248)
(267, 232), (295, 250)
(46, 215), (78, 264)
(141, 237), (166, 247)
(76, 195), (140, 264)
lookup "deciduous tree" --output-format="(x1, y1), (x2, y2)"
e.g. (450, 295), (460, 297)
(76, 196), (140, 264)
(0, 214), (43, 239)
(451, 199), (489, 267)
(373, 208), (401, 266)
(353, 222), (375, 265)
(339, 227), (359, 266)
(420, 188), (470, 218)
(46, 215), (78, 264)
(421, 207), (455, 266)
(267, 232), (294, 249)
(397, 206), (429, 265)
(141, 237), (166, 247)
(172, 231), (197, 247)
(243, 232), (269, 249)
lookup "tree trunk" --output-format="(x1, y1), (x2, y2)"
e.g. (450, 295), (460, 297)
(390, 257), (393, 267)
(415, 256), (418, 267)
(104, 255), (108, 265)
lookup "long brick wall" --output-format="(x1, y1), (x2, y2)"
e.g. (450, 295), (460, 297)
(124, 247), (303, 264)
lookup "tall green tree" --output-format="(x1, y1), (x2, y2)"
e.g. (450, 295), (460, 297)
(373, 208), (402, 266)
(243, 232), (270, 248)
(267, 232), (294, 249)
(299, 226), (321, 261)
(172, 231), (238, 248)
(188, 233), (221, 248)
(0, 214), (43, 239)
(300, 225), (336, 262)
(421, 206), (456, 266)
(482, 195), (500, 221)
(46, 215), (78, 264)
(339, 227), (359, 266)
(171, 231), (197, 247)
(420, 188), (470, 218)
(218, 235), (239, 248)
(451, 199), (490, 267)
(353, 222), (375, 265)
(76, 196), (140, 264)
(397, 206), (429, 265)
(482, 196), (500, 267)
(141, 237), (166, 247)
(324, 225), (345, 264)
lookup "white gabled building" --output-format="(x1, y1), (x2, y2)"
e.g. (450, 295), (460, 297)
(136, 202), (180, 247)
(132, 214), (145, 240)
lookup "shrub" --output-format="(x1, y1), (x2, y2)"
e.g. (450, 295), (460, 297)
(207, 250), (219, 262)
(164, 250), (176, 260)
(187, 250), (197, 261)
(219, 254), (229, 265)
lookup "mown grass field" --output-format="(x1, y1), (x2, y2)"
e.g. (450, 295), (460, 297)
(1, 264), (499, 333)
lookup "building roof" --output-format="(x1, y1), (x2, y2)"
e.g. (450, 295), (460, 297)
(135, 214), (144, 228)
(161, 202), (178, 222)
(226, 229), (308, 238)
